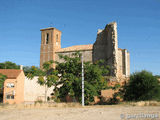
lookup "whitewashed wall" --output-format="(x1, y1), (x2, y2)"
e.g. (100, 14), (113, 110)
(24, 77), (55, 103)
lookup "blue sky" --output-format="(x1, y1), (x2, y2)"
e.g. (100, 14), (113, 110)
(0, 0), (160, 75)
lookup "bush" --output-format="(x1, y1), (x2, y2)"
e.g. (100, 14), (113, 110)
(122, 70), (160, 101)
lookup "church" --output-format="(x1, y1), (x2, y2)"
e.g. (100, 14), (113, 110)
(0, 22), (130, 104)
(40, 22), (130, 81)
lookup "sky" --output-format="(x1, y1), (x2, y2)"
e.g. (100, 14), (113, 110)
(0, 0), (160, 75)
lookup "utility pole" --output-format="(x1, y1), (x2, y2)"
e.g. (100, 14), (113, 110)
(81, 54), (84, 106)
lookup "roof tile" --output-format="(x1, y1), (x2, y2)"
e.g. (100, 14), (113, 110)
(56, 44), (93, 53)
(0, 69), (22, 79)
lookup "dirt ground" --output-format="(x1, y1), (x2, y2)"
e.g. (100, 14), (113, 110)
(0, 105), (160, 120)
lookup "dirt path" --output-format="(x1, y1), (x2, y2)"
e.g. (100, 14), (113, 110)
(0, 106), (160, 120)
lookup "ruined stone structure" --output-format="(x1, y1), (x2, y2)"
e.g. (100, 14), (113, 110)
(40, 22), (130, 81)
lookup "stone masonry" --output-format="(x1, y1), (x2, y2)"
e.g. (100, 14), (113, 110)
(40, 22), (130, 81)
(93, 22), (118, 77)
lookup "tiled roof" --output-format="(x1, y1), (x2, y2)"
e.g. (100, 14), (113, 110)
(56, 44), (93, 53)
(0, 69), (22, 79)
(118, 48), (124, 51)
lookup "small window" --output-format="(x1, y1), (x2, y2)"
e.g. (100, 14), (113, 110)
(11, 95), (14, 99)
(6, 95), (14, 99)
(46, 33), (49, 44)
(6, 95), (10, 99)
(56, 34), (58, 42)
(6, 83), (15, 88)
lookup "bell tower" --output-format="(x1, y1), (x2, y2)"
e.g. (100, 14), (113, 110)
(40, 27), (61, 68)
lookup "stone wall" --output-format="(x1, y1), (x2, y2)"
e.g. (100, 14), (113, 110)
(55, 50), (93, 63)
(40, 28), (61, 68)
(126, 51), (130, 77)
(117, 49), (130, 81)
(93, 22), (130, 81)
(117, 49), (124, 78)
(93, 22), (118, 77)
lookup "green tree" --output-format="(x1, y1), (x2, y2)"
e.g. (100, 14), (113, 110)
(0, 61), (42, 76)
(23, 66), (41, 76)
(0, 61), (20, 69)
(55, 52), (109, 105)
(27, 52), (109, 104)
(0, 73), (6, 89)
(122, 70), (160, 101)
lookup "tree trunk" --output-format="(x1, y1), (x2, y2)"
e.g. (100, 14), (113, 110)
(45, 84), (48, 102)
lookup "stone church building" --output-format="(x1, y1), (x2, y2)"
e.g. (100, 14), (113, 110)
(40, 22), (130, 81)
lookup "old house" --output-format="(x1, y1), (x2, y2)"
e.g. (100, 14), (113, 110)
(0, 69), (54, 104)
(0, 69), (25, 104)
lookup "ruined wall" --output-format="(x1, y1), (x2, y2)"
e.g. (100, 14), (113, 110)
(117, 49), (130, 80)
(55, 50), (93, 63)
(117, 49), (124, 78)
(117, 49), (127, 79)
(126, 51), (130, 77)
(93, 22), (118, 77)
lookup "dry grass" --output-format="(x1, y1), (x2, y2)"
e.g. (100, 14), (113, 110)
(0, 105), (160, 120)
(0, 102), (82, 110)
(119, 101), (160, 106)
(1, 101), (160, 110)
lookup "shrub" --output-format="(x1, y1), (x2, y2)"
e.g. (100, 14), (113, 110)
(122, 70), (160, 101)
